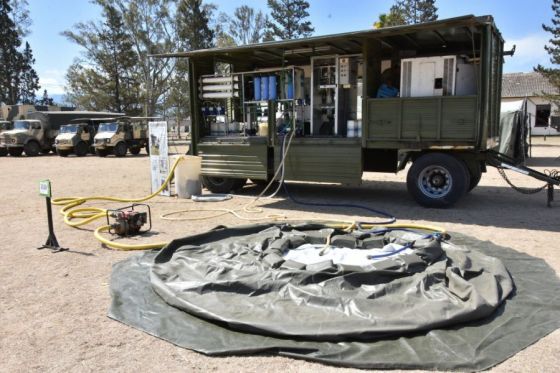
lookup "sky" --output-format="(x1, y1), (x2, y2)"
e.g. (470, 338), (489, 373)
(26, 0), (555, 96)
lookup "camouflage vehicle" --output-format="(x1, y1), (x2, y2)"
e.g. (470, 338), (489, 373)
(0, 111), (120, 157)
(0, 121), (13, 156)
(93, 117), (154, 157)
(55, 117), (124, 157)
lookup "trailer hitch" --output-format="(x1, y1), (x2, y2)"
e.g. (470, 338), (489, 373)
(486, 151), (560, 207)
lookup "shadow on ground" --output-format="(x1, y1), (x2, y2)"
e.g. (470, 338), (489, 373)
(238, 178), (560, 233)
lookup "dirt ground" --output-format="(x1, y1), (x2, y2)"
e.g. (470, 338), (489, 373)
(1, 137), (559, 373)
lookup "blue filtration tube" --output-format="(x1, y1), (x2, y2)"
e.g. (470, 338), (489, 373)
(286, 73), (294, 99)
(269, 75), (277, 100)
(261, 76), (269, 100)
(253, 76), (261, 101)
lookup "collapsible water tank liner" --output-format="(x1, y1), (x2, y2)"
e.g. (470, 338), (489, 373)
(109, 222), (560, 371)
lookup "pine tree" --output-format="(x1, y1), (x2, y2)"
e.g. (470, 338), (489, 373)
(220, 5), (268, 45)
(0, 0), (22, 104)
(266, 0), (314, 40)
(9, 0), (31, 37)
(170, 0), (216, 120)
(535, 0), (560, 108)
(381, 0), (437, 26)
(19, 41), (39, 103)
(177, 0), (215, 51)
(374, 8), (406, 29)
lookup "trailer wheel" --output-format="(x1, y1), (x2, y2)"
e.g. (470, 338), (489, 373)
(114, 142), (127, 157)
(24, 141), (40, 157)
(75, 142), (88, 157)
(129, 146), (141, 155)
(0, 148), (7, 156)
(8, 148), (23, 156)
(202, 176), (247, 193)
(467, 164), (482, 192)
(407, 153), (470, 208)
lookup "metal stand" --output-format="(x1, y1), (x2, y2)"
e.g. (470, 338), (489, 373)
(37, 196), (68, 253)
(547, 183), (555, 208)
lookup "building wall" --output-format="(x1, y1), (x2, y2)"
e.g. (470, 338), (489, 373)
(501, 97), (559, 136)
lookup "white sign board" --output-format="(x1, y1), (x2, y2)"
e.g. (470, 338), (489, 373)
(39, 179), (51, 197)
(149, 121), (170, 196)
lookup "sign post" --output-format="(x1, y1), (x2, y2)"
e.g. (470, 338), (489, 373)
(38, 180), (68, 252)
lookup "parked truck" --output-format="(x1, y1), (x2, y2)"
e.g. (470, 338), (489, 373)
(150, 14), (559, 207)
(0, 121), (13, 156)
(55, 116), (124, 157)
(93, 117), (155, 157)
(0, 111), (121, 156)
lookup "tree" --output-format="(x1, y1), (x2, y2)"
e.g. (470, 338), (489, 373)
(19, 41), (39, 103)
(177, 0), (215, 51)
(63, 2), (142, 114)
(374, 8), (406, 29)
(167, 0), (216, 121)
(111, 0), (178, 116)
(535, 0), (560, 109)
(0, 0), (22, 104)
(376, 0), (437, 28)
(266, 0), (314, 40)
(220, 5), (268, 45)
(9, 0), (31, 37)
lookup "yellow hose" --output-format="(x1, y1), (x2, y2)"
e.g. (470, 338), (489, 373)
(53, 154), (447, 251)
(52, 156), (185, 250)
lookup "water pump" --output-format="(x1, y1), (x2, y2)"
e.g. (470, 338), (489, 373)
(106, 204), (151, 236)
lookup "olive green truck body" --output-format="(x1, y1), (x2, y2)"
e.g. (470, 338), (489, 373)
(162, 15), (507, 207)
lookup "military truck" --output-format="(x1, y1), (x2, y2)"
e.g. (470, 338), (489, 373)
(0, 121), (13, 156)
(0, 111), (121, 156)
(153, 15), (536, 208)
(93, 117), (154, 157)
(55, 116), (124, 157)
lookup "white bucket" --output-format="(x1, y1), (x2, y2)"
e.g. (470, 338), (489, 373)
(173, 155), (202, 198)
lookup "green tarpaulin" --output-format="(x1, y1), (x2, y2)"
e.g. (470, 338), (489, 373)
(109, 223), (560, 371)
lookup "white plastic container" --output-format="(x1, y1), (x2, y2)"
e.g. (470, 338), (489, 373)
(173, 155), (202, 198)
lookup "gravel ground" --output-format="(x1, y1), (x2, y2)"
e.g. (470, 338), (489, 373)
(1, 137), (559, 372)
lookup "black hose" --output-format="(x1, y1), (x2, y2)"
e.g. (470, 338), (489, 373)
(277, 133), (396, 225)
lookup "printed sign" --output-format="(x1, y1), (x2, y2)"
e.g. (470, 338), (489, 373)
(39, 180), (51, 198)
(149, 121), (170, 196)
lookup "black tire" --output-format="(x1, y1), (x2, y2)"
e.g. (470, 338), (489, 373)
(467, 163), (482, 192)
(75, 141), (89, 157)
(202, 176), (247, 193)
(406, 153), (470, 208)
(145, 144), (150, 155)
(56, 148), (70, 157)
(129, 146), (141, 155)
(114, 142), (127, 157)
(24, 141), (40, 157)
(95, 148), (108, 157)
(8, 148), (23, 157)
(0, 148), (7, 156)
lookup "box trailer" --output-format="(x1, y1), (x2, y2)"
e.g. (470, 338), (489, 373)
(155, 15), (559, 207)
